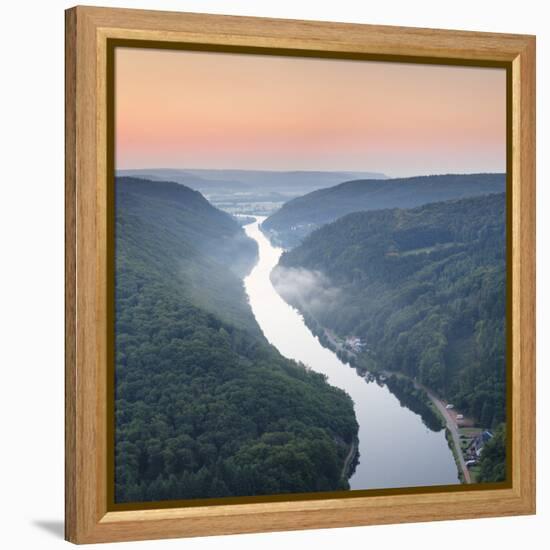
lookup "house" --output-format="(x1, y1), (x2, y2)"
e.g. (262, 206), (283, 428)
(472, 430), (494, 457)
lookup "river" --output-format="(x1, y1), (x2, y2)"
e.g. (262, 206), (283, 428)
(243, 217), (459, 490)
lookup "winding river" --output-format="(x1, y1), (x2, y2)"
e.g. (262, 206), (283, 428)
(243, 217), (459, 490)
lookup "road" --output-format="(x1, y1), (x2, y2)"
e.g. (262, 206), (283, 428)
(321, 328), (472, 484)
(420, 386), (471, 484)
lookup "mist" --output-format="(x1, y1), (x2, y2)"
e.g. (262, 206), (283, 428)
(270, 265), (341, 318)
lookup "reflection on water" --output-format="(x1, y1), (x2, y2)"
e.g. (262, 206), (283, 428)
(243, 217), (459, 489)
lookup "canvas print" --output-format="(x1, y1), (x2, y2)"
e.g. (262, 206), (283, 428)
(113, 47), (507, 505)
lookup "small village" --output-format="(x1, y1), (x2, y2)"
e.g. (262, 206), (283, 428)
(339, 333), (495, 483)
(456, 424), (494, 478)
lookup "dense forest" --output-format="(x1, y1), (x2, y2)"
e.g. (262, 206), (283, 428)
(114, 177), (358, 503)
(273, 193), (506, 435)
(263, 173), (506, 247)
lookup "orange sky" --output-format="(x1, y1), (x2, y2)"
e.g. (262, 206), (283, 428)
(115, 48), (506, 177)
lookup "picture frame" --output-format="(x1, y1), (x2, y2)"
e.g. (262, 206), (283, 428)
(65, 5), (536, 544)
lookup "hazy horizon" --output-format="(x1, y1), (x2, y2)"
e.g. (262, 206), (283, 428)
(116, 48), (506, 177)
(117, 167), (506, 178)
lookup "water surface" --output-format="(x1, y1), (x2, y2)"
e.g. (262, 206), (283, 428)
(243, 217), (459, 489)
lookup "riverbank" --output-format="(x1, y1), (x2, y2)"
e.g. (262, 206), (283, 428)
(341, 440), (358, 481)
(424, 386), (472, 484)
(246, 217), (460, 489)
(299, 320), (471, 484)
(382, 371), (471, 483)
(384, 375), (444, 432)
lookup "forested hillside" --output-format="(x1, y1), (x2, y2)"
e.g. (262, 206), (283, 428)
(263, 173), (505, 248)
(114, 177), (358, 503)
(273, 193), (506, 431)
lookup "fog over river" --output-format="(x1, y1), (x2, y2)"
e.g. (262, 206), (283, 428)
(243, 217), (459, 490)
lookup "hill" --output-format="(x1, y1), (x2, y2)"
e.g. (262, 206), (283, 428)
(117, 170), (251, 192)
(263, 173), (506, 248)
(117, 168), (387, 217)
(273, 193), (506, 431)
(118, 168), (386, 194)
(114, 177), (358, 503)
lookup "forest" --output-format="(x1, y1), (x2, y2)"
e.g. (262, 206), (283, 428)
(274, 193), (507, 434)
(263, 173), (506, 248)
(114, 177), (358, 503)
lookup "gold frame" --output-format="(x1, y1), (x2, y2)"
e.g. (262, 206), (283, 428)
(65, 5), (536, 544)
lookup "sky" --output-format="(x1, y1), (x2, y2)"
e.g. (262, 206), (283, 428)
(115, 47), (506, 177)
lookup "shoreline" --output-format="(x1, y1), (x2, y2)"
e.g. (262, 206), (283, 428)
(341, 439), (358, 481)
(422, 384), (472, 484)
(260, 231), (460, 485)
(380, 370), (472, 484)
(285, 313), (472, 485)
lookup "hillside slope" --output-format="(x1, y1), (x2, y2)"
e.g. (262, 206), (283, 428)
(273, 193), (506, 430)
(114, 177), (358, 503)
(263, 173), (506, 248)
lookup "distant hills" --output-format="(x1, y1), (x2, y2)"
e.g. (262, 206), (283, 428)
(117, 169), (251, 192)
(117, 168), (387, 216)
(262, 173), (506, 248)
(273, 193), (506, 432)
(118, 168), (387, 194)
(115, 176), (358, 502)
